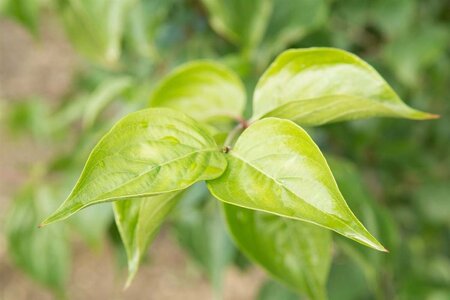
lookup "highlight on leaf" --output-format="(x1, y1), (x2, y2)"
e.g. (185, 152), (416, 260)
(148, 60), (246, 124)
(207, 117), (387, 252)
(251, 47), (438, 125)
(41, 108), (227, 226)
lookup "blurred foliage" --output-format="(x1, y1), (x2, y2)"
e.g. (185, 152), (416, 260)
(1, 0), (449, 299)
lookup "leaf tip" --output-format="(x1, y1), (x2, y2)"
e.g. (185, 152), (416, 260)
(369, 239), (388, 253)
(406, 109), (441, 120)
(124, 269), (137, 290)
(425, 113), (440, 120)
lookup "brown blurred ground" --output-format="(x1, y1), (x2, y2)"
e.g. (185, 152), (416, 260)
(0, 17), (264, 300)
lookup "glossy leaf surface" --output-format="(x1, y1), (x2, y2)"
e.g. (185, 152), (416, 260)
(114, 192), (180, 285)
(41, 108), (226, 225)
(208, 118), (385, 251)
(149, 61), (246, 123)
(223, 204), (331, 300)
(252, 48), (437, 125)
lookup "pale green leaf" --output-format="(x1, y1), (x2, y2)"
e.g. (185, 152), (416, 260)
(201, 0), (272, 50)
(113, 192), (180, 286)
(251, 48), (437, 125)
(149, 61), (246, 123)
(208, 118), (386, 251)
(41, 108), (226, 226)
(223, 204), (331, 300)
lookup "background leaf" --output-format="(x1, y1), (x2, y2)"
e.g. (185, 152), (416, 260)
(113, 192), (180, 285)
(208, 117), (385, 251)
(148, 61), (246, 125)
(82, 76), (133, 129)
(223, 203), (332, 300)
(56, 0), (135, 66)
(69, 203), (113, 249)
(6, 184), (70, 296)
(252, 48), (437, 125)
(327, 156), (399, 298)
(200, 0), (272, 51)
(172, 183), (236, 295)
(257, 0), (328, 65)
(0, 0), (40, 34)
(257, 279), (300, 300)
(41, 108), (226, 225)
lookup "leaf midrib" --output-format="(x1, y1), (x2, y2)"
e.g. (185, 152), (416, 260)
(83, 147), (220, 203)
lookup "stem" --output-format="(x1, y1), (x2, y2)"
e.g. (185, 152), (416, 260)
(223, 124), (243, 150)
(222, 119), (249, 152)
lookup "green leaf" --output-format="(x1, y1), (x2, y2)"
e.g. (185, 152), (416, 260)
(70, 203), (113, 248)
(257, 279), (299, 300)
(327, 156), (399, 296)
(6, 185), (70, 295)
(383, 25), (449, 87)
(57, 0), (135, 66)
(257, 0), (328, 64)
(251, 48), (437, 125)
(201, 0), (272, 50)
(149, 61), (246, 124)
(172, 183), (235, 294)
(125, 0), (175, 59)
(0, 0), (39, 34)
(113, 192), (180, 286)
(41, 108), (227, 226)
(82, 76), (133, 128)
(223, 204), (331, 300)
(328, 259), (370, 300)
(208, 118), (385, 251)
(414, 182), (450, 227)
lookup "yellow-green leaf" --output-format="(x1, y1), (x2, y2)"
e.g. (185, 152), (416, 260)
(252, 48), (437, 125)
(223, 204), (331, 300)
(41, 108), (226, 226)
(113, 192), (180, 286)
(208, 118), (386, 251)
(149, 61), (246, 123)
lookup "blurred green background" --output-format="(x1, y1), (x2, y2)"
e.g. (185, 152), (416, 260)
(0, 0), (448, 299)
